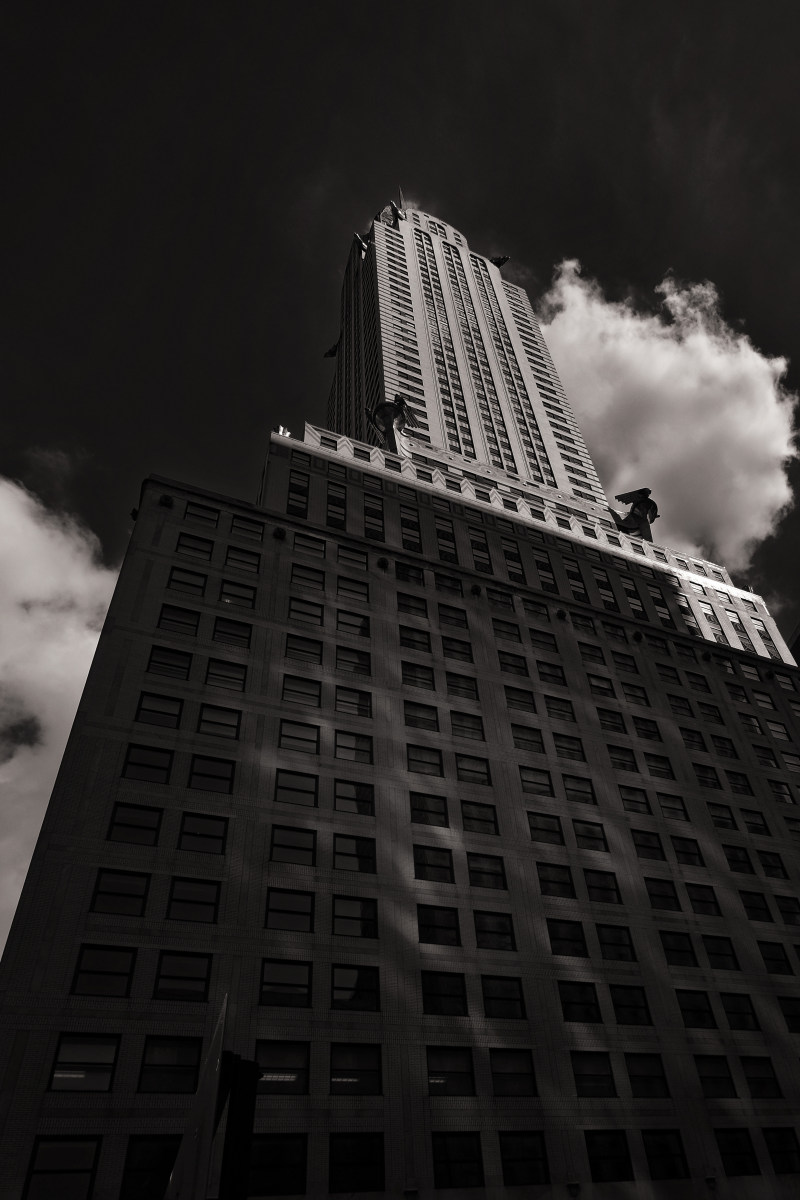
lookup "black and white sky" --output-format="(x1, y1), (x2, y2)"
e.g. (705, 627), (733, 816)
(2, 1), (800, 940)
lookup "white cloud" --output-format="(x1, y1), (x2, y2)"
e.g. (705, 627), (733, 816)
(0, 479), (117, 949)
(540, 261), (796, 570)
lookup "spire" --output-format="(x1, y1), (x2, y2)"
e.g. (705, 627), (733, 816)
(398, 185), (406, 212)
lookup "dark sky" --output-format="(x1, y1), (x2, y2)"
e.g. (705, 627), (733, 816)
(5, 2), (800, 633)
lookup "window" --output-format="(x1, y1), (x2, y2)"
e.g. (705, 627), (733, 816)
(776, 896), (800, 926)
(538, 660), (566, 685)
(446, 672), (478, 700)
(287, 596), (324, 626)
(704, 934), (739, 969)
(282, 676), (321, 709)
(709, 801), (737, 829)
(724, 844), (754, 873)
(456, 754), (491, 785)
(714, 1129), (761, 1177)
(519, 766), (553, 796)
(763, 1128), (800, 1175)
(505, 685), (536, 712)
(138, 1036), (201, 1093)
(23, 1138), (101, 1200)
(326, 483), (347, 530)
(632, 829), (665, 860)
(695, 1055), (737, 1101)
(444, 636), (473, 662)
(597, 924), (636, 961)
(122, 744), (172, 785)
(333, 834), (375, 874)
(623, 682), (650, 706)
(256, 1041), (309, 1095)
(184, 500), (219, 526)
(91, 869), (149, 917)
(553, 733), (585, 761)
(451, 711), (484, 740)
(676, 988), (716, 1028)
(147, 644), (192, 680)
(188, 755), (235, 793)
(197, 704), (240, 739)
(213, 616), (251, 649)
(167, 566), (206, 596)
(598, 707), (626, 733)
(398, 591), (428, 617)
(467, 853), (506, 889)
(741, 1056), (782, 1098)
(337, 609), (369, 637)
(659, 793), (688, 821)
(579, 642), (605, 665)
(527, 811), (563, 845)
(414, 845), (454, 883)
(72, 945), (136, 997)
(400, 625), (431, 652)
(427, 1046), (474, 1095)
(537, 862), (575, 898)
(741, 808), (770, 835)
(260, 959), (312, 1007)
(759, 849), (788, 878)
(402, 661), (434, 689)
(206, 658), (246, 691)
(561, 774), (595, 805)
(645, 877), (681, 911)
(154, 951), (211, 1001)
(474, 910), (515, 951)
(331, 896), (377, 939)
(740, 891), (773, 922)
(49, 1035), (119, 1092)
(286, 634), (322, 665)
(687, 883), (721, 916)
(686, 671), (711, 693)
(548, 918), (588, 957)
(573, 819), (607, 851)
(435, 572), (462, 596)
(331, 964), (380, 1011)
(231, 515), (263, 541)
(418, 904), (460, 946)
(572, 1051), (615, 1097)
(336, 646), (371, 675)
(421, 971), (468, 1016)
(559, 980), (602, 1022)
(274, 769), (317, 808)
(338, 544), (368, 570)
(588, 673), (615, 697)
(635, 718), (661, 742)
(585, 869), (622, 903)
(482, 974), (525, 1018)
(584, 1131), (634, 1183)
(672, 835), (703, 865)
(641, 1130), (689, 1181)
(119, 1136), (181, 1200)
(108, 803), (162, 846)
(294, 531), (325, 558)
(609, 984), (651, 1025)
(177, 532), (213, 561)
(727, 769), (753, 795)
(167, 878), (219, 923)
(269, 824), (315, 869)
(337, 576), (368, 603)
(492, 617), (521, 642)
(431, 1133), (484, 1189)
(219, 579), (256, 608)
(330, 1044), (381, 1095)
(407, 744), (443, 777)
(405, 700), (438, 731)
(490, 1050), (537, 1097)
(660, 930), (698, 966)
(265, 889), (314, 933)
(279, 720), (319, 755)
(619, 786), (650, 814)
(609, 745), (636, 772)
(248, 1134), (308, 1196)
(759, 940), (793, 974)
(334, 730), (373, 763)
(717, 991), (760, 1031)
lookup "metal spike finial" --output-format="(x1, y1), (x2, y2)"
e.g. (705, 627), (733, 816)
(398, 185), (406, 211)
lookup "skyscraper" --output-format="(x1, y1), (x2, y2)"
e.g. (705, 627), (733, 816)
(2, 200), (800, 1198)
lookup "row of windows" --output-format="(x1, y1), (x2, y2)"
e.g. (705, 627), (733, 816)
(32, 1121), (799, 1199)
(43, 1032), (792, 1102)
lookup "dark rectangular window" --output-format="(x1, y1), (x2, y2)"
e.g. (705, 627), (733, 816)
(451, 711), (484, 740)
(154, 951), (211, 1001)
(333, 834), (376, 873)
(418, 904), (460, 945)
(482, 974), (525, 1018)
(135, 692), (182, 728)
(545, 695), (575, 722)
(248, 1133), (308, 1197)
(421, 971), (467, 1015)
(763, 1128), (800, 1175)
(206, 658), (246, 691)
(563, 775), (597, 804)
(645, 877), (681, 911)
(584, 1131), (634, 1183)
(759, 849), (788, 878)
(584, 869), (622, 903)
(270, 825), (315, 867)
(158, 603), (200, 637)
(119, 1136), (181, 1199)
(626, 1052), (669, 1098)
(122, 744), (172, 785)
(410, 791), (447, 826)
(265, 889), (314, 932)
(176, 532), (213, 561)
(337, 575), (369, 603)
(660, 930), (698, 966)
(596, 924), (636, 961)
(414, 844), (454, 883)
(184, 500), (219, 526)
(71, 945), (136, 997)
(286, 470), (309, 517)
(108, 803), (162, 846)
(274, 769), (317, 808)
(527, 811), (563, 844)
(331, 964), (380, 1011)
(23, 1137), (101, 1200)
(642, 1130), (689, 1181)
(619, 785), (650, 814)
(474, 910), (515, 951)
(405, 700), (438, 730)
(138, 1036), (201, 1093)
(407, 744), (443, 776)
(288, 595), (324, 625)
(467, 853), (506, 889)
(285, 634), (323, 665)
(167, 877), (220, 923)
(337, 609), (370, 637)
(332, 779), (374, 816)
(720, 991), (759, 1030)
(677, 988), (716, 1028)
(714, 1129), (761, 1176)
(213, 616), (251, 649)
(696, 1055), (736, 1098)
(724, 844), (754, 873)
(548, 918), (588, 957)
(759, 940), (793, 974)
(402, 660), (434, 689)
(334, 730), (373, 763)
(197, 704), (240, 740)
(572, 1051), (615, 1097)
(282, 675), (321, 708)
(329, 1133), (384, 1193)
(741, 1056), (782, 1098)
(231, 515), (263, 541)
(687, 883), (721, 916)
(332, 895), (377, 938)
(431, 1132), (484, 1189)
(168, 566), (206, 596)
(188, 755), (235, 793)
(398, 591), (428, 617)
(505, 685), (536, 712)
(461, 800), (498, 835)
(490, 1049), (537, 1097)
(326, 482), (347, 530)
(438, 602), (467, 627)
(609, 984), (651, 1025)
(446, 672), (478, 700)
(740, 890), (773, 922)
(520, 766), (553, 796)
(219, 579), (256, 608)
(330, 1044), (381, 1096)
(498, 1132), (549, 1187)
(49, 1035), (119, 1092)
(279, 720), (319, 754)
(559, 980), (602, 1022)
(632, 829), (665, 860)
(259, 959), (312, 1007)
(537, 862), (575, 898)
(255, 1041), (309, 1095)
(498, 649), (528, 676)
(443, 636), (473, 662)
(336, 645), (371, 675)
(511, 724), (544, 753)
(91, 869), (149, 917)
(427, 1046), (474, 1096)
(293, 531), (325, 557)
(147, 645), (192, 680)
(573, 819), (607, 851)
(400, 625), (431, 652)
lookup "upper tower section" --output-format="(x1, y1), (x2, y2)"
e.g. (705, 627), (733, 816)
(326, 199), (607, 508)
